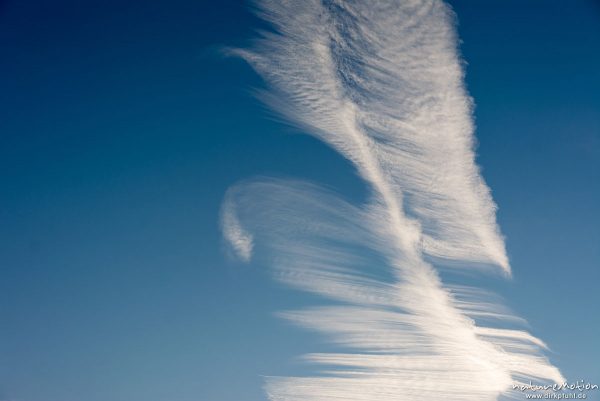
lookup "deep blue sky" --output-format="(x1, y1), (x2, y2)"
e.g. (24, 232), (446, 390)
(0, 1), (598, 401)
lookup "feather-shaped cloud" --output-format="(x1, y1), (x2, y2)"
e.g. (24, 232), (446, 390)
(222, 0), (563, 399)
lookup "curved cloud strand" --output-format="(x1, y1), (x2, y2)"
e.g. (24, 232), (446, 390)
(221, 195), (254, 262)
(222, 0), (563, 400)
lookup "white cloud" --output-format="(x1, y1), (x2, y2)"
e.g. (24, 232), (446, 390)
(224, 179), (562, 400)
(221, 0), (563, 399)
(220, 195), (253, 262)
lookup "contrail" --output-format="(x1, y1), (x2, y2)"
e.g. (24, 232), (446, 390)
(221, 0), (563, 400)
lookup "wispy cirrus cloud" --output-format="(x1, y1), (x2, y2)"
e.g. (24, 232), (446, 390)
(221, 0), (563, 399)
(221, 195), (253, 262)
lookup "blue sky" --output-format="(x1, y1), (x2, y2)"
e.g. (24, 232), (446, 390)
(0, 1), (599, 401)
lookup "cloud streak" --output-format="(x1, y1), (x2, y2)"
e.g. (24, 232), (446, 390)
(221, 196), (254, 262)
(221, 0), (563, 399)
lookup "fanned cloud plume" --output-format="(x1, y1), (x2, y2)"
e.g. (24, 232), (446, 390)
(221, 0), (563, 399)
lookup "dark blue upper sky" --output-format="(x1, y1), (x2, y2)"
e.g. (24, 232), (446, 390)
(1, 1), (599, 401)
